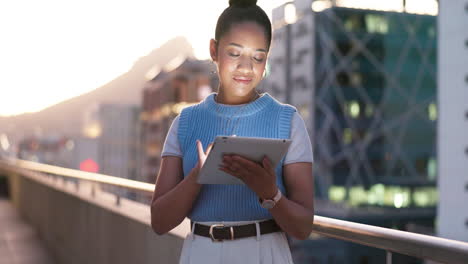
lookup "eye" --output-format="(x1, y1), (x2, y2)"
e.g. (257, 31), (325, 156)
(228, 52), (240, 57)
(253, 57), (264, 63)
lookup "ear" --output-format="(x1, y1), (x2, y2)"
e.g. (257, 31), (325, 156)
(263, 59), (269, 78)
(209, 39), (218, 62)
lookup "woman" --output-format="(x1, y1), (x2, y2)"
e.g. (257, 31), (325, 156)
(151, 0), (314, 263)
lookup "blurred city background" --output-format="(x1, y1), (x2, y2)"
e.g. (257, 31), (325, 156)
(0, 0), (467, 263)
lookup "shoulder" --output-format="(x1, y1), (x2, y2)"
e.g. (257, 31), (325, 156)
(265, 93), (297, 113)
(292, 111), (305, 124)
(180, 101), (202, 116)
(180, 93), (213, 116)
(172, 114), (180, 125)
(179, 95), (212, 121)
(291, 112), (309, 135)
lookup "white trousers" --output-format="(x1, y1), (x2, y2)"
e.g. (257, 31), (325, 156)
(178, 219), (294, 264)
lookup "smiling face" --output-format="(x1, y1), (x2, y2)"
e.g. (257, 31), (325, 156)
(210, 22), (269, 104)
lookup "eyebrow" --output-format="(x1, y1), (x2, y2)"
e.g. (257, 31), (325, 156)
(228, 43), (267, 53)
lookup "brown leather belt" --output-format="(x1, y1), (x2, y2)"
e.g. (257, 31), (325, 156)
(191, 219), (281, 242)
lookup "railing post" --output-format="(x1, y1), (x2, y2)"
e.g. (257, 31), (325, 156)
(91, 183), (96, 197)
(386, 251), (392, 264)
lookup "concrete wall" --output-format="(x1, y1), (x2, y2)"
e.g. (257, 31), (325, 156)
(1, 162), (189, 264)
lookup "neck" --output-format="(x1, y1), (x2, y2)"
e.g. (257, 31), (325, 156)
(216, 89), (259, 105)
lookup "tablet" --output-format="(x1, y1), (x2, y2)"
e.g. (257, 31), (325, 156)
(197, 136), (292, 184)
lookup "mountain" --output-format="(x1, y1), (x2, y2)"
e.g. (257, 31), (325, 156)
(0, 36), (194, 142)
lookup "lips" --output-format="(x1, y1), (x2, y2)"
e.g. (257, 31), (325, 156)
(233, 76), (253, 84)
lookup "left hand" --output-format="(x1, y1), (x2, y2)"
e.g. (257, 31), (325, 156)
(219, 155), (278, 199)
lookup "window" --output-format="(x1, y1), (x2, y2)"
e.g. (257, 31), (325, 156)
(428, 103), (437, 121)
(350, 72), (362, 87)
(365, 104), (374, 117)
(427, 158), (437, 181)
(344, 14), (364, 32)
(427, 26), (436, 38)
(343, 128), (353, 144)
(365, 14), (389, 34)
(348, 101), (360, 118)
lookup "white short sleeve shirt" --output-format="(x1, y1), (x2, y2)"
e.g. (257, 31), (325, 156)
(161, 112), (314, 165)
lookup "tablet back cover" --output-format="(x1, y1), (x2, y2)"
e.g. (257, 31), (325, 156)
(197, 136), (291, 184)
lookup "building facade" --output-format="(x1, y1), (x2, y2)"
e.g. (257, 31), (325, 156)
(97, 104), (142, 200)
(268, 0), (437, 207)
(17, 136), (75, 168)
(266, 1), (438, 263)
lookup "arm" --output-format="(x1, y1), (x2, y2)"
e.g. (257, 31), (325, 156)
(220, 157), (314, 240)
(267, 162), (314, 240)
(150, 156), (200, 235)
(150, 140), (212, 235)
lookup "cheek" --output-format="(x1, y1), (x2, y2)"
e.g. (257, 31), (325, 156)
(254, 64), (266, 77)
(218, 58), (237, 76)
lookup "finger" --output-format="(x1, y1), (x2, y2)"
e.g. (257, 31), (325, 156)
(223, 159), (238, 172)
(262, 156), (276, 175)
(230, 162), (242, 173)
(219, 164), (246, 181)
(197, 139), (205, 157)
(196, 140), (205, 160)
(262, 156), (271, 168)
(205, 142), (214, 155)
(231, 155), (261, 171)
(222, 157), (242, 171)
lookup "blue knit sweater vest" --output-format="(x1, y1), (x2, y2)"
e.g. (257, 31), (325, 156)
(178, 92), (296, 221)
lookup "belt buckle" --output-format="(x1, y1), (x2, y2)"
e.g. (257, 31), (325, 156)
(209, 224), (234, 242)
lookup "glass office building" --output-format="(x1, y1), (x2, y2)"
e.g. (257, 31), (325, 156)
(267, 5), (437, 209)
(266, 4), (437, 263)
(314, 7), (437, 208)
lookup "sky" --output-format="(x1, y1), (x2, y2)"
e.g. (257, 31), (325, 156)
(0, 0), (437, 117)
(0, 0), (288, 117)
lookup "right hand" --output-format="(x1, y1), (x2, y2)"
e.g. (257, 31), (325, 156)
(195, 140), (214, 171)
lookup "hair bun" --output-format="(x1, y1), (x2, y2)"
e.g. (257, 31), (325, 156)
(229, 0), (257, 7)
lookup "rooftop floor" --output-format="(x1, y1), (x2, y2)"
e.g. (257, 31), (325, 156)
(0, 198), (54, 264)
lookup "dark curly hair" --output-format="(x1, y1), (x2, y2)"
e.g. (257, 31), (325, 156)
(215, 0), (272, 50)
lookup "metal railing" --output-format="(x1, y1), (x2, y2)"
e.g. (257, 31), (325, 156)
(1, 158), (468, 264)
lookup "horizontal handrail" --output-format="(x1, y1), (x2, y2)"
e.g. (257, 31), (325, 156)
(1, 158), (468, 264)
(313, 216), (468, 263)
(0, 158), (154, 194)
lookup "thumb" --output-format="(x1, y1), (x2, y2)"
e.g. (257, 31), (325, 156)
(263, 157), (276, 176)
(262, 156), (273, 170)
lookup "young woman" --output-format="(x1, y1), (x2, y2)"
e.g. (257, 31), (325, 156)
(151, 0), (314, 263)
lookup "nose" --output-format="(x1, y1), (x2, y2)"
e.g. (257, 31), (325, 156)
(237, 56), (253, 74)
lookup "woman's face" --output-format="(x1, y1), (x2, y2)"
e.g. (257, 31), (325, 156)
(210, 22), (269, 100)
